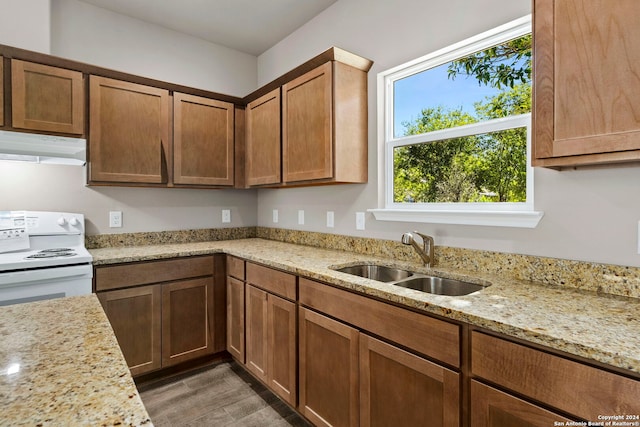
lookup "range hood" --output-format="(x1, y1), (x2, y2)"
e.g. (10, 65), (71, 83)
(0, 130), (86, 165)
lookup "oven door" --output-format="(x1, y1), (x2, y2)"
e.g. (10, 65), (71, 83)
(0, 264), (93, 306)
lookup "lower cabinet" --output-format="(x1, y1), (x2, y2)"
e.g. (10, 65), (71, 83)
(298, 306), (460, 427)
(95, 255), (224, 376)
(360, 334), (459, 427)
(470, 381), (571, 427)
(299, 307), (359, 427)
(97, 284), (162, 376)
(226, 276), (245, 362)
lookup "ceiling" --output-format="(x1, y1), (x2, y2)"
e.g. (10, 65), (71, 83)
(78, 0), (338, 56)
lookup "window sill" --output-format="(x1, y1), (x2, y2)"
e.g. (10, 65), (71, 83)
(368, 208), (544, 228)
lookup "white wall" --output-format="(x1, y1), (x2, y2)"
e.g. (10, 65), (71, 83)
(0, 161), (257, 235)
(0, 0), (51, 53)
(257, 0), (640, 268)
(50, 0), (257, 96)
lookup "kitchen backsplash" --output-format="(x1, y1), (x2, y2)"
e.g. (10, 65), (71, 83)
(86, 226), (640, 299)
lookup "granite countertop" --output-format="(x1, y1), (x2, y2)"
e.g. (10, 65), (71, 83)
(91, 238), (640, 375)
(0, 294), (152, 427)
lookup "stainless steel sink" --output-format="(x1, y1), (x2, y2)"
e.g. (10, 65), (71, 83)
(334, 264), (413, 282)
(392, 276), (486, 296)
(332, 263), (488, 296)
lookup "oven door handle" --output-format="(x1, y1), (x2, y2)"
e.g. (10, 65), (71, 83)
(0, 264), (93, 287)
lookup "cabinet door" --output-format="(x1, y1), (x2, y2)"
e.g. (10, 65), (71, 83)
(533, 0), (640, 165)
(89, 75), (169, 183)
(360, 334), (460, 427)
(282, 62), (333, 183)
(97, 285), (162, 376)
(11, 60), (84, 135)
(299, 307), (359, 427)
(226, 276), (245, 362)
(161, 277), (215, 367)
(245, 284), (268, 382)
(0, 57), (4, 127)
(267, 294), (296, 406)
(173, 92), (234, 186)
(471, 381), (572, 427)
(246, 88), (281, 186)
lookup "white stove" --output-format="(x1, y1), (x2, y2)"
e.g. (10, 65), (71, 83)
(0, 211), (93, 306)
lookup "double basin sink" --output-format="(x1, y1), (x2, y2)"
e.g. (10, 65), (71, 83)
(333, 264), (488, 296)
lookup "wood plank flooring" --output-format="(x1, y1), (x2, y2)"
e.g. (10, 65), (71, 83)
(137, 361), (311, 427)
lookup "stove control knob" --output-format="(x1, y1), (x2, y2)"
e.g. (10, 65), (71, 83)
(57, 217), (67, 226)
(69, 217), (79, 226)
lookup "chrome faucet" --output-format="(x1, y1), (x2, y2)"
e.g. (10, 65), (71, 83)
(401, 231), (435, 268)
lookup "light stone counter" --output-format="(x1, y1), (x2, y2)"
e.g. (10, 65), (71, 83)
(91, 238), (640, 376)
(0, 294), (152, 426)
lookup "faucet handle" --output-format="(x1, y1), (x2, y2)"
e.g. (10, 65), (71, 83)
(413, 231), (434, 243)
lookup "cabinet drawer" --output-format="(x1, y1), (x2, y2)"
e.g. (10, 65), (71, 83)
(246, 262), (296, 301)
(95, 256), (214, 291)
(299, 278), (460, 367)
(226, 255), (245, 280)
(472, 331), (640, 420)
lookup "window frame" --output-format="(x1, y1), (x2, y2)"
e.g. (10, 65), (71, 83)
(370, 14), (543, 228)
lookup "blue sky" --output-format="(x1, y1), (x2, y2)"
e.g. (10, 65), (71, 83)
(393, 62), (501, 138)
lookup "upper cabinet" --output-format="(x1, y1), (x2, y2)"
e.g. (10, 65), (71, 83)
(0, 57), (4, 127)
(11, 59), (84, 135)
(173, 92), (234, 186)
(533, 0), (640, 167)
(245, 47), (372, 187)
(89, 76), (170, 184)
(246, 88), (281, 186)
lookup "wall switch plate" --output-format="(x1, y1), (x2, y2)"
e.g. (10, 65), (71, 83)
(109, 211), (122, 228)
(298, 210), (305, 225)
(222, 209), (231, 223)
(326, 211), (335, 228)
(637, 220), (640, 254)
(356, 212), (365, 230)
(273, 209), (279, 224)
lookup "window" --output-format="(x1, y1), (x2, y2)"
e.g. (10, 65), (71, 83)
(370, 15), (543, 228)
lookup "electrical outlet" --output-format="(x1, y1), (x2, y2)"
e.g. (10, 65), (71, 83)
(222, 209), (231, 223)
(326, 211), (335, 228)
(298, 210), (305, 225)
(273, 209), (279, 223)
(109, 211), (122, 228)
(356, 212), (365, 230)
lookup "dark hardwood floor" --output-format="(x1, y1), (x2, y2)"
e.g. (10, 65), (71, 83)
(137, 361), (311, 427)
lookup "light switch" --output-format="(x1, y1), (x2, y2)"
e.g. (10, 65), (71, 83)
(222, 209), (231, 223)
(298, 210), (305, 225)
(273, 209), (279, 224)
(356, 212), (365, 230)
(326, 211), (334, 228)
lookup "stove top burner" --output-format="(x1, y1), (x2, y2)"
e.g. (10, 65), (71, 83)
(39, 248), (74, 253)
(25, 249), (77, 259)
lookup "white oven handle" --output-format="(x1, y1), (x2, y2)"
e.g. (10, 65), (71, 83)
(0, 264), (93, 287)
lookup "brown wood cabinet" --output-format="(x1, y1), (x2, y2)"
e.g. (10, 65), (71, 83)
(161, 277), (216, 367)
(246, 88), (281, 186)
(97, 284), (162, 377)
(299, 306), (359, 427)
(471, 331), (640, 422)
(89, 75), (170, 184)
(173, 92), (234, 186)
(0, 57), (4, 127)
(533, 0), (640, 167)
(245, 284), (268, 382)
(245, 262), (298, 406)
(226, 276), (245, 362)
(11, 59), (84, 135)
(360, 334), (459, 427)
(470, 381), (571, 427)
(95, 255), (224, 376)
(282, 60), (368, 184)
